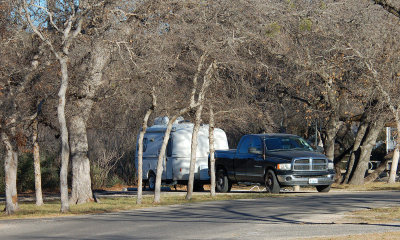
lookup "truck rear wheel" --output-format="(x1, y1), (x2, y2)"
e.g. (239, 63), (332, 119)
(316, 185), (331, 193)
(216, 169), (231, 193)
(193, 183), (204, 192)
(265, 170), (280, 194)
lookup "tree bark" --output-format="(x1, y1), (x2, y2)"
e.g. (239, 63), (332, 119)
(186, 104), (204, 200)
(69, 41), (111, 204)
(33, 118), (44, 206)
(186, 62), (213, 200)
(137, 89), (156, 205)
(69, 114), (93, 204)
(343, 122), (368, 184)
(209, 107), (216, 197)
(153, 115), (180, 204)
(59, 57), (70, 213)
(323, 116), (340, 161)
(1, 131), (19, 215)
(388, 120), (400, 183)
(349, 118), (384, 185)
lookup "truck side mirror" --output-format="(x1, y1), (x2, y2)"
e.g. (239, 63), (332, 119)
(248, 147), (262, 155)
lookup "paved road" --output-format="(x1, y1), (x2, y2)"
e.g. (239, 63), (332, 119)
(1, 191), (400, 239)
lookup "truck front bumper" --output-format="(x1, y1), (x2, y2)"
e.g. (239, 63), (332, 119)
(277, 173), (335, 186)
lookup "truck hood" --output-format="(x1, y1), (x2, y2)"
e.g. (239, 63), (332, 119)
(267, 150), (327, 161)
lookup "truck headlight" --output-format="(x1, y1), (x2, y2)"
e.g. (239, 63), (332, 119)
(328, 161), (334, 170)
(277, 163), (292, 170)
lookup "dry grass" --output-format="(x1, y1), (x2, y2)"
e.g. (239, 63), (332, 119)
(0, 192), (282, 220)
(304, 231), (400, 240)
(345, 206), (400, 224)
(331, 182), (400, 191)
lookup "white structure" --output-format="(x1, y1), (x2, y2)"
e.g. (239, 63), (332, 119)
(135, 117), (229, 190)
(386, 127), (397, 154)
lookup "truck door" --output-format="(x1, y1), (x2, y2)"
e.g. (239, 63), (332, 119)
(235, 136), (252, 182)
(246, 136), (265, 182)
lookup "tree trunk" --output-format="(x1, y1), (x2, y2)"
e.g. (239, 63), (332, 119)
(154, 115), (181, 204)
(58, 57), (70, 213)
(69, 41), (110, 204)
(186, 62), (213, 199)
(209, 107), (216, 197)
(349, 118), (384, 185)
(1, 131), (18, 215)
(69, 114), (93, 204)
(137, 89), (156, 205)
(153, 55), (209, 204)
(343, 122), (368, 184)
(323, 116), (340, 161)
(33, 118), (44, 206)
(388, 120), (400, 183)
(186, 104), (204, 200)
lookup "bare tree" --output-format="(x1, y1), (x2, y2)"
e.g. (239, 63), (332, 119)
(0, 2), (46, 213)
(369, 0), (400, 183)
(153, 55), (205, 203)
(186, 61), (215, 200)
(32, 117), (43, 206)
(209, 106), (216, 197)
(20, 0), (85, 212)
(137, 88), (156, 204)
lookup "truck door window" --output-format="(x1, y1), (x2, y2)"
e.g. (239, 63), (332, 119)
(238, 136), (251, 154)
(251, 137), (263, 152)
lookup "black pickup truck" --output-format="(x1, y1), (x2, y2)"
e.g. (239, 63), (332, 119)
(214, 133), (335, 193)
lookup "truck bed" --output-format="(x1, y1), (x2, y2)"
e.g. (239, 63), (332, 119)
(214, 149), (236, 159)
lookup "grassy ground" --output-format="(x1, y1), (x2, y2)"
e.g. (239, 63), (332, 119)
(345, 206), (400, 224)
(0, 192), (282, 220)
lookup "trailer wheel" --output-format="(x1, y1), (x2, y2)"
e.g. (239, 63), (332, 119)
(216, 169), (231, 193)
(148, 173), (156, 191)
(265, 170), (280, 194)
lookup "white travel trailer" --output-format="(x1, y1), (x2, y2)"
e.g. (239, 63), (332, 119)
(135, 117), (229, 190)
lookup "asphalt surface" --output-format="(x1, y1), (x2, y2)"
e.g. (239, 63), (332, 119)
(1, 191), (400, 239)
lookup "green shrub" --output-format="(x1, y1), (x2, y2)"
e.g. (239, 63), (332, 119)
(299, 18), (312, 31)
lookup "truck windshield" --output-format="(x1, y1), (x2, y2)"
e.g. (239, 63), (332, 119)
(264, 136), (313, 151)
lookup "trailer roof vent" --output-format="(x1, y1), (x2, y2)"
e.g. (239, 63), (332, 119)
(153, 116), (185, 126)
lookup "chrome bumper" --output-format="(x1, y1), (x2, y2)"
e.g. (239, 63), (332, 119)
(277, 174), (335, 186)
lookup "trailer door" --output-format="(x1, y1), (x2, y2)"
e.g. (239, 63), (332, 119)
(165, 137), (173, 180)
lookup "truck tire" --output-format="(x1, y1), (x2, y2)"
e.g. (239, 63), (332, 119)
(265, 170), (280, 194)
(148, 173), (156, 191)
(216, 169), (231, 193)
(316, 185), (331, 193)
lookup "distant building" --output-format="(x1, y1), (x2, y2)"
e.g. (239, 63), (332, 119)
(386, 123), (397, 154)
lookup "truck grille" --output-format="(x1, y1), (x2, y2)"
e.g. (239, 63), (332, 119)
(293, 158), (328, 171)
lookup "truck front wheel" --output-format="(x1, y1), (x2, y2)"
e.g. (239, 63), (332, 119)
(316, 185), (331, 193)
(265, 170), (280, 194)
(216, 169), (231, 193)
